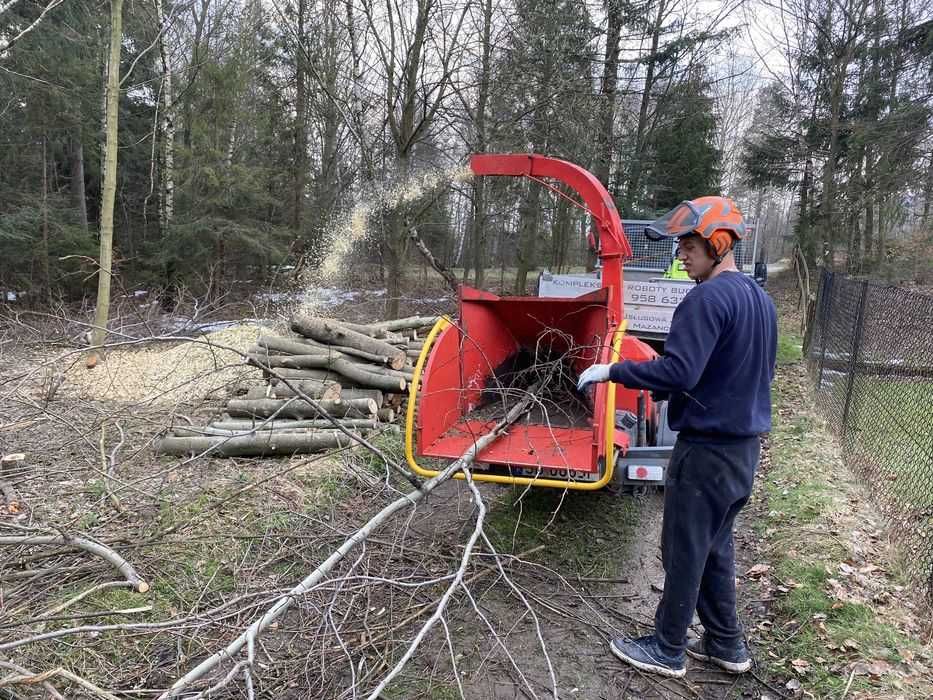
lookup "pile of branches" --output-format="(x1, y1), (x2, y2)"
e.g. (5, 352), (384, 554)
(155, 315), (437, 458)
(473, 341), (594, 429)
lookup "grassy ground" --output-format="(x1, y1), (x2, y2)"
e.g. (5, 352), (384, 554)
(484, 485), (640, 580)
(847, 378), (933, 510)
(750, 289), (933, 699)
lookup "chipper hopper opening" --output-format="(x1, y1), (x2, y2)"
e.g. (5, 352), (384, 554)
(405, 153), (671, 489)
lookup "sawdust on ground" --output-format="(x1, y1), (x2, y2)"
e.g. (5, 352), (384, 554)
(63, 325), (263, 406)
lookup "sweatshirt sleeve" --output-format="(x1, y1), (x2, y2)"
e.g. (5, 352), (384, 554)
(609, 289), (726, 392)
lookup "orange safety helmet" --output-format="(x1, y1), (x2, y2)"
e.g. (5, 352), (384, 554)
(645, 196), (746, 262)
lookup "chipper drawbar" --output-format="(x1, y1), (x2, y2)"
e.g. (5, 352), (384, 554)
(405, 154), (677, 489)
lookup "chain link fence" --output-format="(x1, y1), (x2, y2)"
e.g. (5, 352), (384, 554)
(807, 269), (933, 596)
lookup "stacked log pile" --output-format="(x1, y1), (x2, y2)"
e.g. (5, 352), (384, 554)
(155, 315), (439, 457)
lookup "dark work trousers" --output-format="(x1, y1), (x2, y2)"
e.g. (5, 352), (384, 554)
(653, 434), (760, 657)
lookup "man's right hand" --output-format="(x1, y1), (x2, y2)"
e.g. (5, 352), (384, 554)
(576, 363), (612, 393)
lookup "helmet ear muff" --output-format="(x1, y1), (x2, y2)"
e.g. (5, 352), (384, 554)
(708, 229), (735, 258)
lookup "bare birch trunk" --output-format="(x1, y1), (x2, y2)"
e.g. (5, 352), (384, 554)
(156, 0), (175, 232)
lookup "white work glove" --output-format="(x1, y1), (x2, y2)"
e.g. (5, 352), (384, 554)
(576, 363), (613, 393)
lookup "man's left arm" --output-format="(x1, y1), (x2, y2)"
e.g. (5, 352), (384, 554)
(604, 292), (725, 393)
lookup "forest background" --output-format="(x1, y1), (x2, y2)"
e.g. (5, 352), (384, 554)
(1, 0), (932, 319)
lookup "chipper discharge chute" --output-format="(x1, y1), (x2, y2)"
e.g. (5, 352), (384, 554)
(405, 154), (677, 489)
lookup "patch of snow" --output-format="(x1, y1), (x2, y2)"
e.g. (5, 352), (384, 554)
(254, 286), (388, 308)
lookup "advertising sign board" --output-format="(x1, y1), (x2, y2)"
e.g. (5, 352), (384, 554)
(537, 272), (693, 336)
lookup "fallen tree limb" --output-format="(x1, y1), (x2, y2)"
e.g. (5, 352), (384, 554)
(247, 358), (423, 491)
(248, 354), (406, 392)
(243, 381), (341, 402)
(323, 388), (382, 406)
(210, 418), (378, 431)
(42, 580), (135, 618)
(366, 462), (484, 699)
(270, 369), (349, 384)
(172, 425), (373, 438)
(0, 478), (19, 514)
(0, 665), (121, 700)
(335, 321), (389, 339)
(0, 534), (148, 592)
(0, 660), (64, 699)
(226, 397), (377, 419)
(99, 422), (125, 514)
(0, 452), (27, 478)
(158, 383), (539, 699)
(289, 316), (406, 369)
(255, 335), (392, 368)
(154, 431), (354, 457)
(370, 316), (438, 332)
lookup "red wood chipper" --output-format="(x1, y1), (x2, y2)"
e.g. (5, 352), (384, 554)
(404, 154), (677, 490)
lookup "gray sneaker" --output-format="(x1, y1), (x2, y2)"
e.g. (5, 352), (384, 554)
(609, 635), (686, 678)
(686, 636), (752, 673)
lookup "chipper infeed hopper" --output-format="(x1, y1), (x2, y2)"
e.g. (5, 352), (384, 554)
(405, 154), (669, 489)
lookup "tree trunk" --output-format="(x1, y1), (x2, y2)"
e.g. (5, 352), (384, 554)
(71, 133), (88, 232)
(514, 180), (541, 294)
(90, 0), (124, 350)
(40, 134), (51, 304)
(821, 63), (844, 268)
(864, 199), (874, 264)
(183, 0), (209, 149)
(622, 0), (666, 216)
(291, 0), (308, 234)
(922, 149), (933, 227)
(552, 194), (573, 272)
(797, 153), (814, 266)
(470, 0), (493, 288)
(384, 162), (410, 320)
(594, 0), (623, 188)
(877, 195), (886, 269)
(338, 388), (384, 406)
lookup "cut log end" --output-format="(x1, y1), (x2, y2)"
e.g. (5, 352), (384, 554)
(0, 453), (27, 479)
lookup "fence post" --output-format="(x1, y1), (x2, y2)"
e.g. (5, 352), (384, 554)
(841, 279), (869, 440)
(817, 270), (834, 390)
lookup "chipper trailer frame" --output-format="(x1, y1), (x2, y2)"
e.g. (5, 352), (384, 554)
(404, 154), (676, 489)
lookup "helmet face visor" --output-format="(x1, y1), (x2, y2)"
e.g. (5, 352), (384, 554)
(645, 200), (713, 241)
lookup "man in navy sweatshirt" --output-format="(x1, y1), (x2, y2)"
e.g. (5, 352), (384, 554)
(577, 196), (777, 678)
